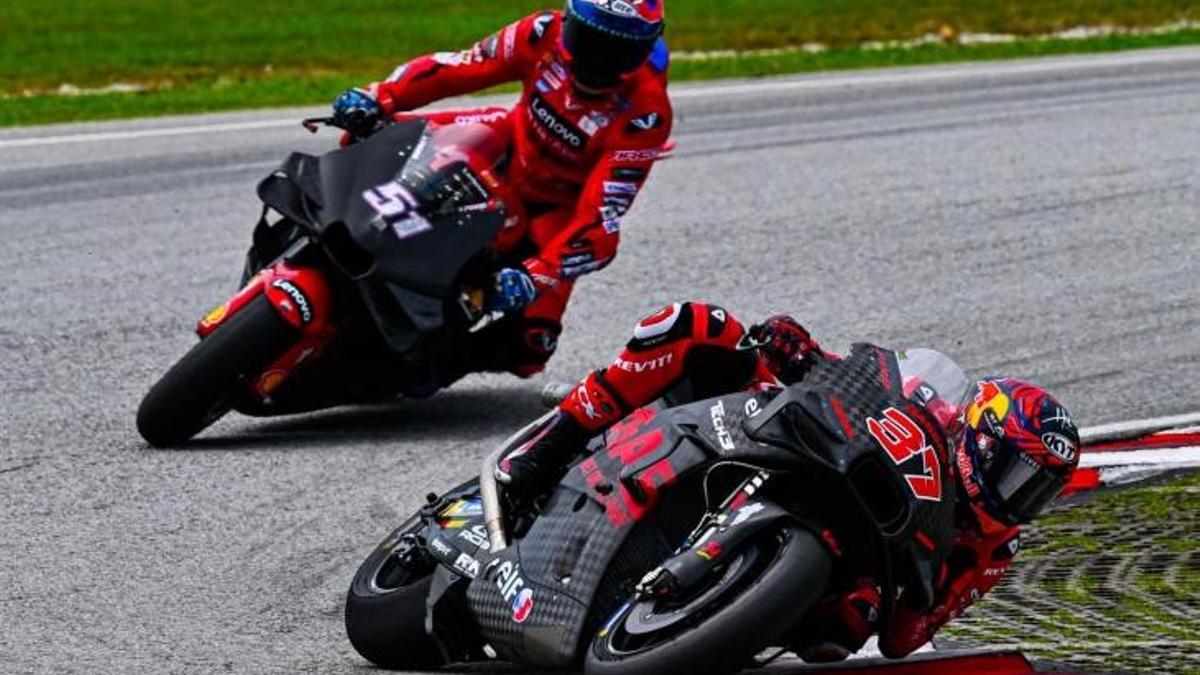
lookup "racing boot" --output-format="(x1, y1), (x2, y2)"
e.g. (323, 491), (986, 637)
(495, 410), (590, 497)
(791, 582), (880, 663)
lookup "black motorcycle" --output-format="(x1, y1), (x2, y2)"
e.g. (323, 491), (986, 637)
(137, 119), (526, 446)
(346, 345), (968, 673)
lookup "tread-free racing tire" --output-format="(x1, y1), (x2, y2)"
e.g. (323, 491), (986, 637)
(345, 522), (444, 670)
(586, 526), (832, 675)
(136, 295), (297, 446)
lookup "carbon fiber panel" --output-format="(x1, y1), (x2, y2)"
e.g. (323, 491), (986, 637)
(760, 344), (958, 604)
(466, 487), (626, 667)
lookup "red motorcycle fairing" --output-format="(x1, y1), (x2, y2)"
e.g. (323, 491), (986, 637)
(194, 263), (337, 399)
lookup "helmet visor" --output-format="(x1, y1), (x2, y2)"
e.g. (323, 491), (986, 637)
(993, 451), (1067, 523)
(563, 13), (658, 88)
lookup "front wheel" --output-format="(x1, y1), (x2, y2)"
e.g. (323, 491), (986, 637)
(345, 518), (445, 670)
(136, 294), (298, 446)
(586, 526), (832, 675)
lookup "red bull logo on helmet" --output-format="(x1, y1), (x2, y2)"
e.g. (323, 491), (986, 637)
(967, 379), (1011, 435)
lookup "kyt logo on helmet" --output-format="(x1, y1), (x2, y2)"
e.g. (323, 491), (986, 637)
(961, 377), (1081, 525)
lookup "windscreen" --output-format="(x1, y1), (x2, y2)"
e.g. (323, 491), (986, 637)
(395, 122), (510, 215)
(406, 123), (507, 181)
(896, 348), (972, 446)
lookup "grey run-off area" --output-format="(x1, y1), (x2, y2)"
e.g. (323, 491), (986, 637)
(1, 48), (1198, 672)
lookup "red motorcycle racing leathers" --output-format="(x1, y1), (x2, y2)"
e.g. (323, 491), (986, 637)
(360, 10), (673, 375)
(553, 302), (1022, 660)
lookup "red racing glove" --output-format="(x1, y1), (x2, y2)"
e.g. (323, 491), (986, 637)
(745, 314), (827, 384)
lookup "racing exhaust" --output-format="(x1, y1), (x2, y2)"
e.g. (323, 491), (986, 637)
(480, 410), (557, 553)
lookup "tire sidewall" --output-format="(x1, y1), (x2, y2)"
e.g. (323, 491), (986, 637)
(344, 518), (444, 670)
(136, 294), (297, 446)
(585, 526), (832, 675)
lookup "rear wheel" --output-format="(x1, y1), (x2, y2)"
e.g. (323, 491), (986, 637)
(586, 526), (831, 675)
(136, 294), (298, 446)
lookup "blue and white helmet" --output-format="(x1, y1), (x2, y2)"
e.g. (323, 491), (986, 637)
(561, 0), (665, 88)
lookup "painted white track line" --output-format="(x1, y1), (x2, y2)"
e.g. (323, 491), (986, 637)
(1081, 446), (1200, 488)
(3, 46), (1199, 150)
(1081, 446), (1200, 468)
(670, 45), (1200, 100)
(1080, 412), (1200, 444)
(0, 118), (298, 149)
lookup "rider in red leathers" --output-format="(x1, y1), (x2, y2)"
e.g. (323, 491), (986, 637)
(329, 1), (672, 378)
(497, 301), (1081, 661)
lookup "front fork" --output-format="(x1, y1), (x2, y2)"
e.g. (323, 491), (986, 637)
(195, 262), (337, 400)
(638, 471), (791, 599)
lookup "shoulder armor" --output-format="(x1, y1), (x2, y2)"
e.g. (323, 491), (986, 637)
(628, 302), (694, 351)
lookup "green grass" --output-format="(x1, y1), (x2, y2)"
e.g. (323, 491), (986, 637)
(942, 471), (1200, 670)
(1, 0), (1198, 127)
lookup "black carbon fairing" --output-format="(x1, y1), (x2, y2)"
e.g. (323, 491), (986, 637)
(466, 391), (783, 666)
(459, 345), (956, 665)
(254, 121), (505, 351)
(467, 489), (617, 667)
(746, 344), (957, 609)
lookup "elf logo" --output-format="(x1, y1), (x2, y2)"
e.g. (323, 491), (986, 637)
(512, 587), (534, 623)
(494, 561), (534, 622)
(495, 561), (525, 601)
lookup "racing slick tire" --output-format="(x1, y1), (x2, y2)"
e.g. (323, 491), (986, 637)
(136, 294), (297, 446)
(345, 520), (446, 670)
(586, 525), (831, 675)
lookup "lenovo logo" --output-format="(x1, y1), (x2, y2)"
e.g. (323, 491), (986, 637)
(529, 93), (585, 149)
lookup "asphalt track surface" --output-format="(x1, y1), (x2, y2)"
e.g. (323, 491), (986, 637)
(2, 48), (1199, 673)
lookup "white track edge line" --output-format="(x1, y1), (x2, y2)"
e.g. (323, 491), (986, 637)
(4, 47), (1199, 149)
(1080, 446), (1200, 467)
(1080, 412), (1200, 444)
(0, 118), (299, 149)
(670, 46), (1200, 100)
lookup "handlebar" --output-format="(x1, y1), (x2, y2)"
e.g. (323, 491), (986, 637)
(302, 114), (392, 136)
(301, 116), (339, 134)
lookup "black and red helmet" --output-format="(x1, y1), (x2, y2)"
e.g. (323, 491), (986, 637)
(561, 0), (665, 89)
(960, 378), (1080, 524)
